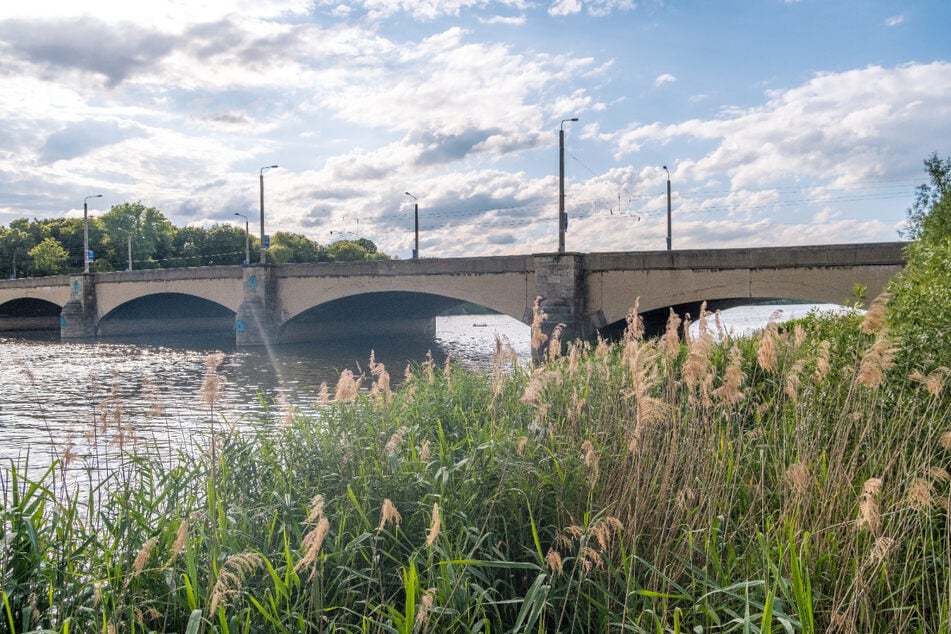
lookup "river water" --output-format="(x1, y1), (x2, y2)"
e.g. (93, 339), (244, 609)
(1, 304), (850, 480)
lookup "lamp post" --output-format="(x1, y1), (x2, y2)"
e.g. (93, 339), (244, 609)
(259, 165), (278, 264)
(559, 117), (578, 254)
(663, 165), (671, 251)
(235, 212), (250, 265)
(83, 194), (102, 273)
(404, 192), (419, 260)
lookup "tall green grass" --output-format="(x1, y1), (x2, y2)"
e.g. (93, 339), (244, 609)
(2, 301), (949, 632)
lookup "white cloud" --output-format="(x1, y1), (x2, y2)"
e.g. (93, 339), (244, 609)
(885, 14), (904, 27)
(548, 0), (582, 16)
(610, 63), (951, 190)
(654, 73), (677, 87)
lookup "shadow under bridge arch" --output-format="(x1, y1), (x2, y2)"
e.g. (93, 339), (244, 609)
(278, 291), (487, 344)
(98, 292), (236, 339)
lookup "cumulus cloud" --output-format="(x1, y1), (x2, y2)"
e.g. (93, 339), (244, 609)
(885, 15), (904, 27)
(654, 73), (677, 86)
(0, 17), (177, 87)
(610, 63), (951, 190)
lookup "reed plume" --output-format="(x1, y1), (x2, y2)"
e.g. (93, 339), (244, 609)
(334, 369), (362, 402)
(425, 502), (441, 547)
(861, 292), (890, 334)
(857, 335), (897, 388)
(209, 553), (265, 614)
(857, 477), (883, 535)
(377, 498), (402, 533)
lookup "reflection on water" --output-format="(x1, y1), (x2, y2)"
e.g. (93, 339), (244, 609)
(0, 315), (531, 480)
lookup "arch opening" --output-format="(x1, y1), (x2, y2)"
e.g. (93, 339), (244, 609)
(279, 291), (474, 344)
(598, 297), (854, 341)
(99, 293), (235, 340)
(0, 298), (62, 334)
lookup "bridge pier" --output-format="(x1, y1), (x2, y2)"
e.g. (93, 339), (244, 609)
(532, 253), (590, 363)
(60, 275), (98, 339)
(235, 266), (279, 346)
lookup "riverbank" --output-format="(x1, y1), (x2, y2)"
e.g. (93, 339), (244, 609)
(2, 305), (948, 632)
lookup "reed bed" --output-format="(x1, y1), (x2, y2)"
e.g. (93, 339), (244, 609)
(1, 300), (949, 633)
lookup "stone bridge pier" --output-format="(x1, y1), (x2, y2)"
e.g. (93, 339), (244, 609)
(60, 275), (98, 339)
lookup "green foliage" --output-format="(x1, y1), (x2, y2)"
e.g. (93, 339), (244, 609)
(889, 154), (951, 371)
(901, 152), (951, 243)
(887, 237), (951, 370)
(3, 311), (950, 631)
(99, 202), (175, 270)
(266, 231), (325, 264)
(27, 237), (70, 275)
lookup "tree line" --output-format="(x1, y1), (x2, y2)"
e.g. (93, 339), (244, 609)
(0, 202), (389, 278)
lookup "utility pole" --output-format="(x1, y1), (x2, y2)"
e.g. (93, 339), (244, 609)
(663, 165), (672, 251)
(405, 192), (419, 260)
(559, 117), (578, 253)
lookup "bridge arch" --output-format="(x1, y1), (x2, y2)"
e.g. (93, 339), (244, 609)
(0, 297), (63, 333)
(98, 292), (236, 337)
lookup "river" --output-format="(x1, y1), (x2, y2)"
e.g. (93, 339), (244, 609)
(1, 304), (851, 481)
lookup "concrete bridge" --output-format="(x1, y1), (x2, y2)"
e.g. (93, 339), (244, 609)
(0, 243), (906, 356)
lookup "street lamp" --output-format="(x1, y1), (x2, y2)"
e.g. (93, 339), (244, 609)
(404, 192), (419, 260)
(259, 165), (278, 264)
(663, 165), (671, 251)
(235, 212), (250, 265)
(83, 194), (102, 273)
(559, 117), (578, 254)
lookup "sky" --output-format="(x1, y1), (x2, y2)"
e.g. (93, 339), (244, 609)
(0, 1), (949, 260)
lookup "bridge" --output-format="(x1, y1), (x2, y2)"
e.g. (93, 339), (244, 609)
(0, 243), (906, 357)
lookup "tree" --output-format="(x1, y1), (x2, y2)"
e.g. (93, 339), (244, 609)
(99, 202), (175, 270)
(888, 153), (951, 370)
(326, 239), (368, 261)
(900, 152), (951, 242)
(28, 237), (70, 275)
(0, 227), (33, 278)
(267, 232), (325, 264)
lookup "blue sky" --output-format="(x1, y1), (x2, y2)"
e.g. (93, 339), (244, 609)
(0, 0), (949, 259)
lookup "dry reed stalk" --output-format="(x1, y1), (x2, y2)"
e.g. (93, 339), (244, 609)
(385, 426), (410, 455)
(422, 350), (436, 384)
(909, 367), (949, 397)
(334, 369), (363, 402)
(906, 477), (933, 510)
(860, 293), (890, 334)
(316, 381), (329, 405)
(712, 344), (746, 406)
(131, 536), (159, 578)
(425, 503), (441, 547)
(295, 518), (331, 581)
(305, 494), (325, 524)
(443, 354), (453, 388)
(662, 308), (682, 359)
(369, 352), (392, 402)
(624, 298), (644, 342)
(530, 296), (548, 360)
(813, 340), (832, 384)
(547, 323), (565, 361)
(784, 359), (806, 402)
(377, 498), (402, 533)
(210, 553), (265, 614)
(757, 322), (780, 372)
(545, 548), (564, 576)
(941, 430), (951, 451)
(581, 440), (600, 479)
(857, 477), (883, 535)
(414, 588), (437, 630)
(200, 352), (226, 408)
(784, 462), (811, 497)
(683, 320), (714, 407)
(419, 439), (431, 461)
(856, 335), (897, 388)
